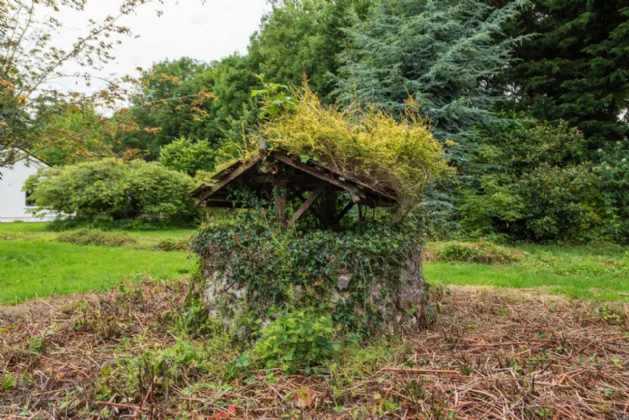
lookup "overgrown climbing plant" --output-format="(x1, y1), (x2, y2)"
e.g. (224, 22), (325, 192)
(191, 218), (426, 339)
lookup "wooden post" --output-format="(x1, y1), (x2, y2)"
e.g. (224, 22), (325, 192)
(317, 189), (338, 227)
(275, 179), (288, 226)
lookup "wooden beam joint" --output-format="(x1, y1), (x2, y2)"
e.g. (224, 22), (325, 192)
(288, 185), (327, 228)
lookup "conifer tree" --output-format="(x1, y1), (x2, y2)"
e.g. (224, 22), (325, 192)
(337, 0), (526, 147)
(496, 0), (629, 147)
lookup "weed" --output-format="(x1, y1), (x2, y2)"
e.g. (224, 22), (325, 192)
(57, 229), (136, 247)
(2, 372), (17, 390)
(225, 352), (251, 379)
(611, 358), (624, 369)
(154, 238), (191, 252)
(425, 241), (526, 264)
(252, 310), (340, 374)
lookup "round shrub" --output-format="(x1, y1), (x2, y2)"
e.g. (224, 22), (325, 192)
(25, 159), (201, 223)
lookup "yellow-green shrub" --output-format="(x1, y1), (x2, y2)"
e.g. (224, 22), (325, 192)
(260, 87), (450, 219)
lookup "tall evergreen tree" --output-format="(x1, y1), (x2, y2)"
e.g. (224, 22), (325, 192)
(337, 0), (526, 238)
(496, 0), (629, 147)
(337, 0), (526, 148)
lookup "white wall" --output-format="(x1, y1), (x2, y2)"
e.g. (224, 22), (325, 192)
(0, 159), (56, 222)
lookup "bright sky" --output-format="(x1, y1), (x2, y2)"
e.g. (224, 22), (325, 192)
(46, 0), (269, 93)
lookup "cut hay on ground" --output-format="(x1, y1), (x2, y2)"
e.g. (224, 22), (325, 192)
(1, 283), (628, 419)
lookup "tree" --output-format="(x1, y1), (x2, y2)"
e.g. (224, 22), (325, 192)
(336, 0), (526, 238)
(337, 0), (526, 147)
(458, 121), (609, 242)
(248, 0), (368, 100)
(118, 55), (257, 159)
(116, 58), (217, 158)
(158, 137), (216, 176)
(30, 101), (121, 166)
(0, 0), (191, 174)
(494, 0), (629, 148)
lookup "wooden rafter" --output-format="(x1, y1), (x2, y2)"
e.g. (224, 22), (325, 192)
(288, 185), (326, 228)
(274, 148), (397, 201)
(189, 150), (398, 210)
(196, 157), (261, 203)
(270, 152), (368, 200)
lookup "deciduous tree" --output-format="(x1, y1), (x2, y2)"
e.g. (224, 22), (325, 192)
(0, 0), (197, 174)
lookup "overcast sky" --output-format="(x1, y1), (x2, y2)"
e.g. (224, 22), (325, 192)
(46, 0), (269, 93)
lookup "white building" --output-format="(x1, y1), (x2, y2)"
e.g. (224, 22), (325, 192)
(0, 152), (56, 222)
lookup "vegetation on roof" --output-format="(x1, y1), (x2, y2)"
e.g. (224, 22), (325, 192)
(259, 86), (450, 219)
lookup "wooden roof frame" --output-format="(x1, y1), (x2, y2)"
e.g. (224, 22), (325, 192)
(189, 149), (397, 225)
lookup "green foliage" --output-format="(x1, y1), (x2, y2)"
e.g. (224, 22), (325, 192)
(0, 0), (150, 172)
(335, 0), (527, 235)
(425, 241), (526, 265)
(459, 121), (617, 243)
(596, 141), (629, 242)
(260, 86), (449, 218)
(516, 164), (604, 242)
(225, 351), (251, 379)
(497, 0), (629, 146)
(111, 337), (233, 402)
(158, 137), (217, 176)
(249, 0), (364, 100)
(117, 58), (218, 158)
(118, 56), (258, 159)
(2, 372), (17, 390)
(154, 238), (190, 252)
(57, 229), (137, 247)
(33, 102), (119, 166)
(252, 310), (340, 374)
(251, 76), (298, 119)
(25, 158), (200, 223)
(337, 0), (526, 146)
(65, 0), (627, 247)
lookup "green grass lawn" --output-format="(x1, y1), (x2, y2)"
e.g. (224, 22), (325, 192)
(0, 240), (194, 304)
(1, 222), (628, 304)
(424, 261), (629, 302)
(0, 222), (197, 249)
(0, 222), (51, 234)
